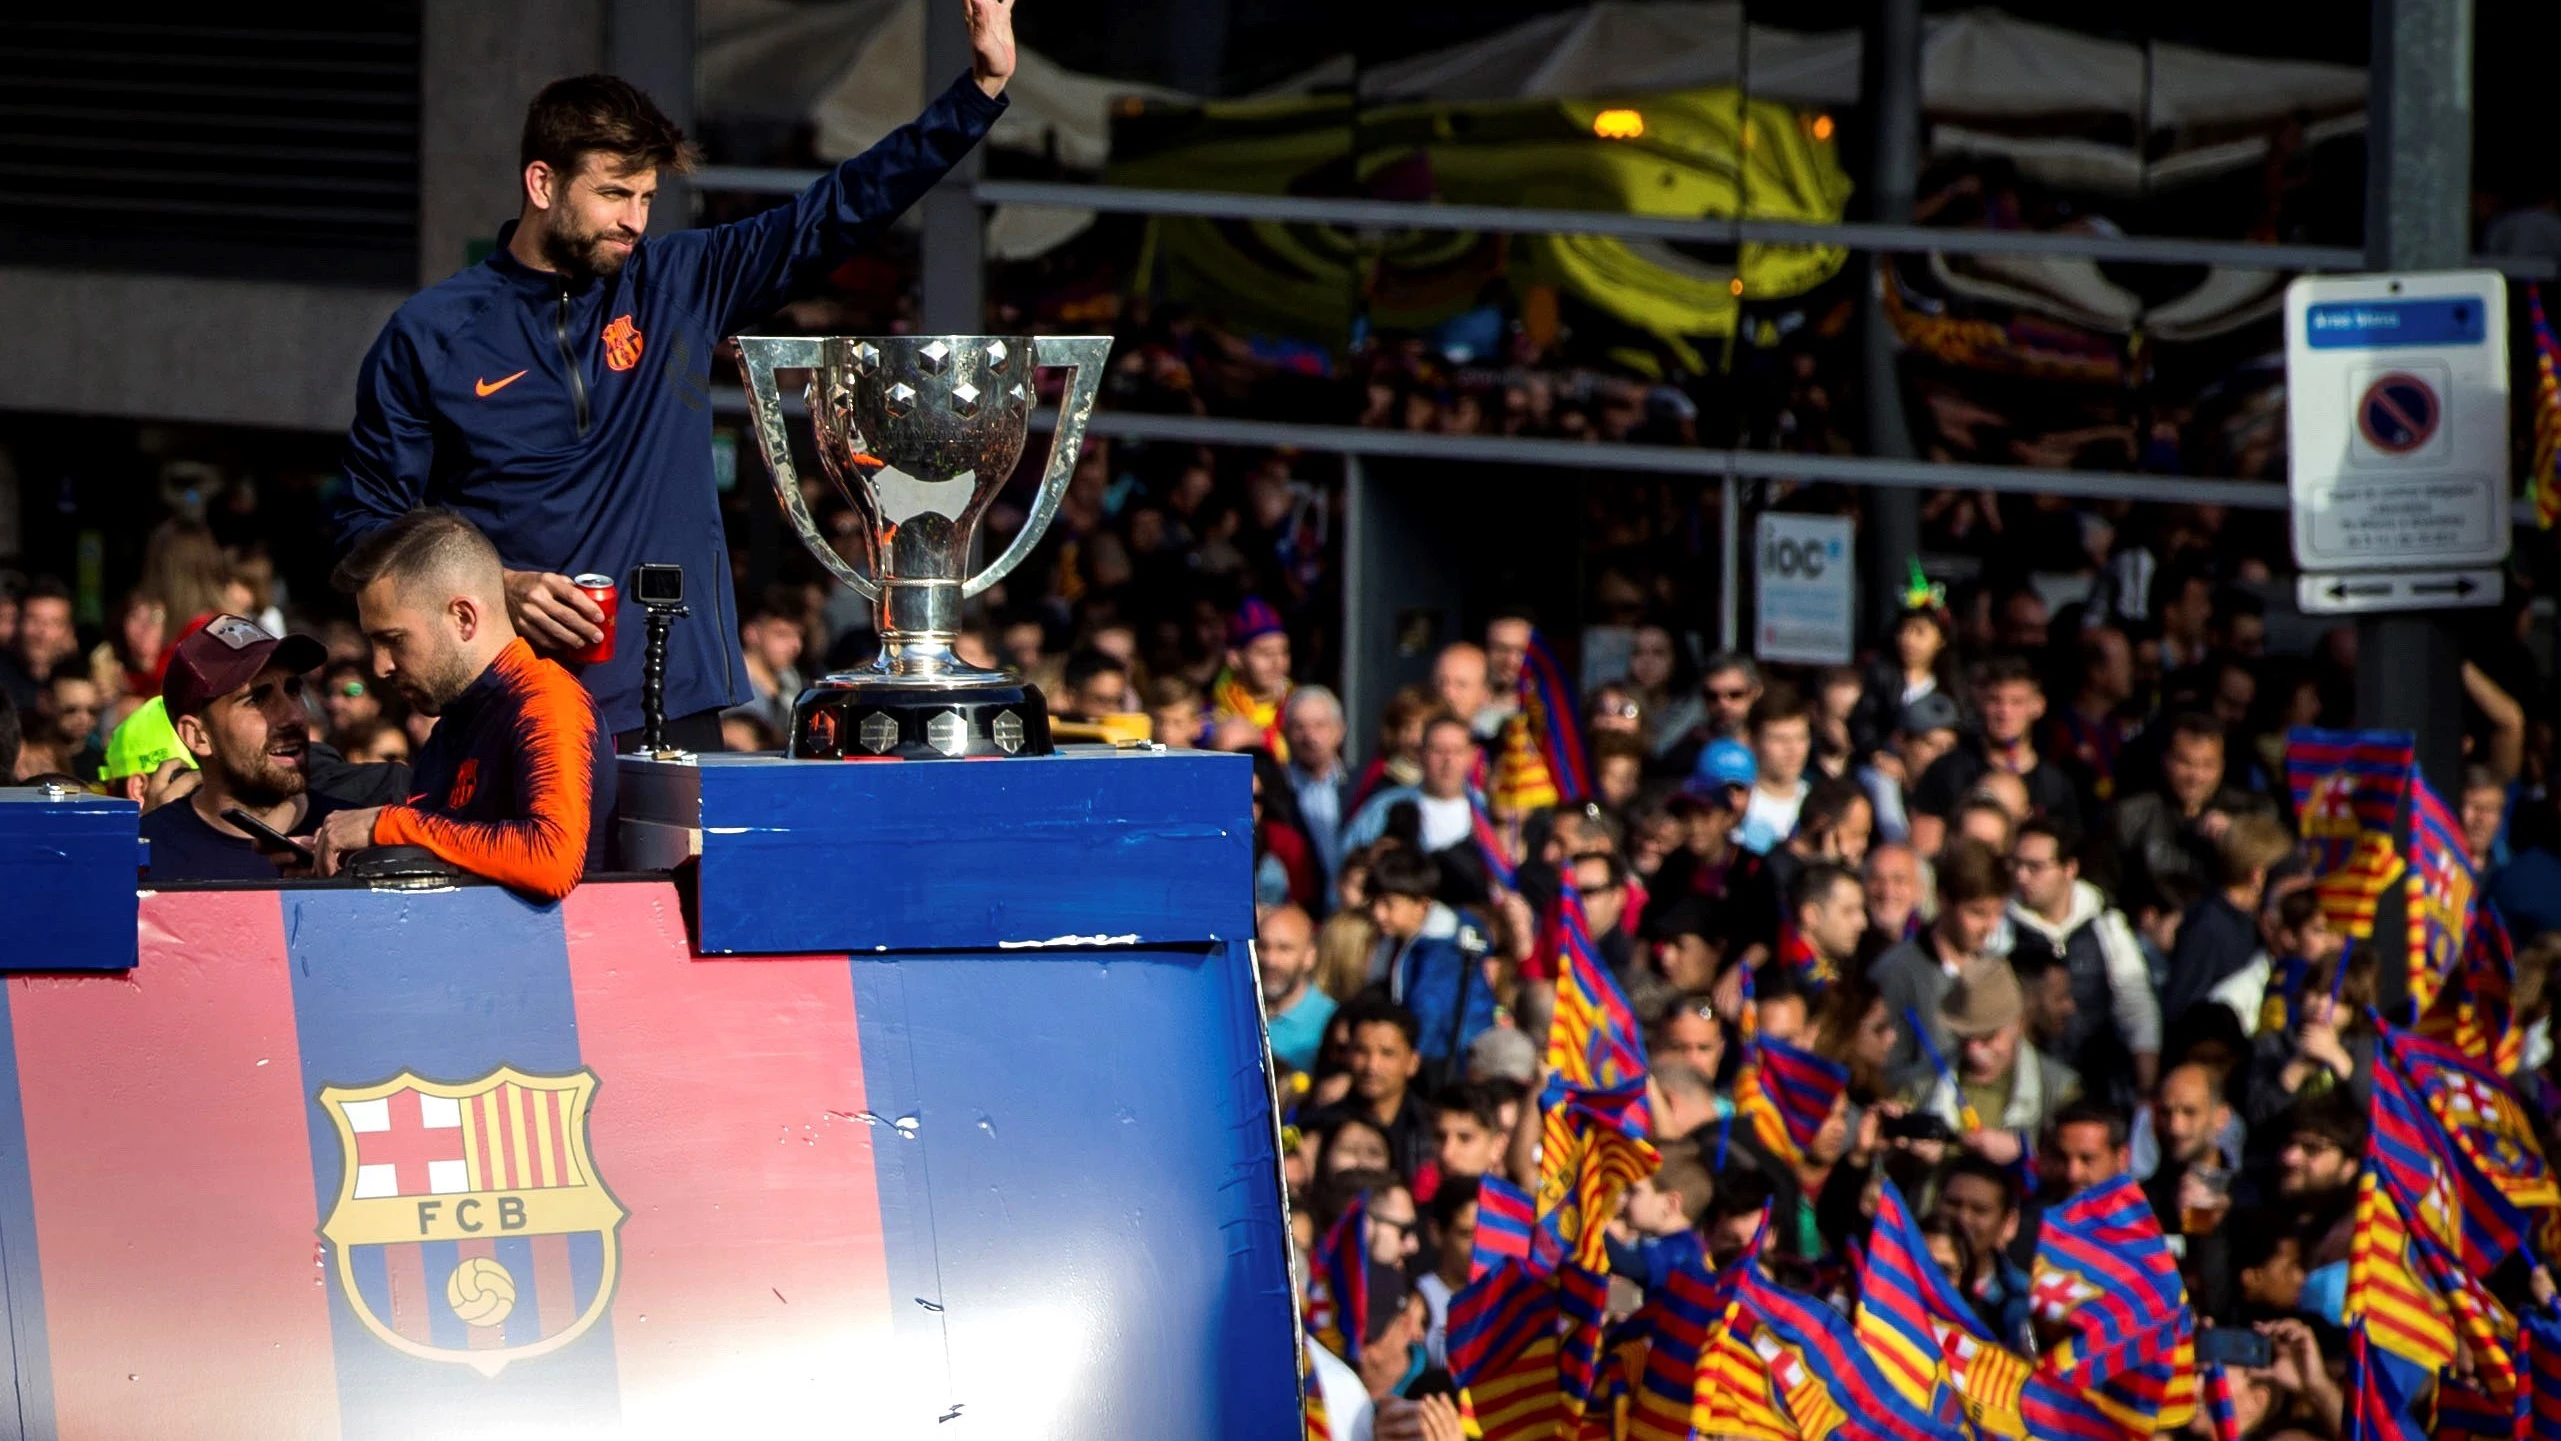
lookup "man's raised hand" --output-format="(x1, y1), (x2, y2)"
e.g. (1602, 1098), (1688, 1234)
(967, 0), (1017, 98)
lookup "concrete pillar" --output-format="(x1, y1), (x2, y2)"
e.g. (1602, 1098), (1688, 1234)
(919, 0), (984, 335)
(1861, 0), (1923, 641)
(609, 0), (697, 235)
(2359, 0), (2473, 1020)
(419, 0), (607, 286)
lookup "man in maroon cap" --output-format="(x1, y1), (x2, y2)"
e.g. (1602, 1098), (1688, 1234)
(142, 614), (352, 882)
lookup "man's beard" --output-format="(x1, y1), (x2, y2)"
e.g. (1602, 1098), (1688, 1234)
(225, 727), (310, 807)
(393, 648), (478, 718)
(539, 214), (637, 279)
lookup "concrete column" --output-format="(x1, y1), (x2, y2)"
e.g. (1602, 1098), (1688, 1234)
(419, 0), (607, 286)
(2359, 0), (2472, 1020)
(919, 0), (984, 335)
(609, 0), (697, 235)
(1860, 0), (1923, 641)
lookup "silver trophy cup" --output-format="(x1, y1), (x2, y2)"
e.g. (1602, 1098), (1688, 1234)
(734, 334), (1113, 758)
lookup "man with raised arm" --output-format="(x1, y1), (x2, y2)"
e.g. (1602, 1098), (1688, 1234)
(333, 1), (1021, 752)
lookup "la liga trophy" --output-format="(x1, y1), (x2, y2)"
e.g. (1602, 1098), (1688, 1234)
(734, 334), (1112, 759)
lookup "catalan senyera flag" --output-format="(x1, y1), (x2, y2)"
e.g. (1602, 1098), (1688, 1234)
(2529, 283), (2561, 531)
(2030, 1175), (2189, 1391)
(1534, 1074), (1659, 1274)
(2319, 832), (2408, 943)
(1734, 1259), (1968, 1441)
(1473, 1174), (1538, 1280)
(2406, 774), (2477, 1015)
(1735, 1037), (1849, 1170)
(1854, 1179), (1962, 1424)
(1450, 1258), (1565, 1441)
(2288, 727), (2414, 867)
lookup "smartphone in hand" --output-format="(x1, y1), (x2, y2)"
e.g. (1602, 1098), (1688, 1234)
(222, 807), (316, 865)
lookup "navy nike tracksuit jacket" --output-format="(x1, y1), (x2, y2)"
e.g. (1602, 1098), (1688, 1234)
(334, 73), (1007, 735)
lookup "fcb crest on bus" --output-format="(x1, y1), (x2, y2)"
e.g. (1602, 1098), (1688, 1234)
(317, 1066), (626, 1376)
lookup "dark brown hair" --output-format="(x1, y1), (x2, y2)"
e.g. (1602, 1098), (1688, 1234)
(521, 74), (698, 177)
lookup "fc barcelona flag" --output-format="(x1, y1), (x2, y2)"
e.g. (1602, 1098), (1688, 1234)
(2286, 728), (2413, 871)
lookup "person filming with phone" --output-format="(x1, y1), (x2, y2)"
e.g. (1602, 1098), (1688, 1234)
(140, 616), (348, 882)
(312, 509), (614, 902)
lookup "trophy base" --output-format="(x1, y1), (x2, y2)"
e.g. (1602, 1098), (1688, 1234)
(789, 677), (1053, 760)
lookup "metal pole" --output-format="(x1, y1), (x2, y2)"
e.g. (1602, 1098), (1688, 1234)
(1720, 471), (1743, 653)
(920, 3), (984, 334)
(1862, 0), (1923, 643)
(2361, 0), (2473, 1021)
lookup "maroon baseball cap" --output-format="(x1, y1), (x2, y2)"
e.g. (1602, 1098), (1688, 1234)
(160, 614), (329, 718)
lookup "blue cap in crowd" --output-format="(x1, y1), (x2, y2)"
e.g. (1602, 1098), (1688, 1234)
(1684, 738), (1756, 797)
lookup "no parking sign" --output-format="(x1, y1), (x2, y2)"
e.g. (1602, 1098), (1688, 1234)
(2285, 271), (2509, 582)
(1755, 513), (1855, 665)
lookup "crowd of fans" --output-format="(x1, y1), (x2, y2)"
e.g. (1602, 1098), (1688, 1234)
(1251, 581), (2555, 1438)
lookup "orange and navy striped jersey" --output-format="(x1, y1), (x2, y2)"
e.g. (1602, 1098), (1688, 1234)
(373, 638), (612, 901)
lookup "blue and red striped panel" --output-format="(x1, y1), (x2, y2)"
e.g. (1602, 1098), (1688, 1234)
(0, 879), (1295, 1439)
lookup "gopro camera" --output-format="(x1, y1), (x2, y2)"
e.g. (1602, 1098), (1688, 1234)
(632, 563), (685, 609)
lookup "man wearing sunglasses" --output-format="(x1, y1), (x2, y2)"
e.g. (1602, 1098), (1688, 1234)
(141, 616), (354, 882)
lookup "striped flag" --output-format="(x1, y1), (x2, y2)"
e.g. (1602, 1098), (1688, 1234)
(2200, 1363), (2240, 1441)
(1522, 629), (1591, 802)
(1470, 792), (1520, 892)
(1449, 1259), (1565, 1441)
(1734, 1259), (1969, 1441)
(1736, 1037), (1850, 1170)
(2318, 832), (2408, 943)
(1535, 1074), (1660, 1273)
(2391, 1024), (2559, 1217)
(1854, 1178), (1962, 1423)
(2422, 903), (2518, 1070)
(1306, 1194), (1370, 1363)
(1779, 924), (1836, 990)
(2345, 1325), (2433, 1441)
(2521, 1304), (2561, 1441)
(2031, 1176), (2189, 1391)
(1472, 1174), (1537, 1280)
(1626, 1255), (1726, 1441)
(1542, 887), (1648, 1091)
(2287, 728), (2414, 872)
(2374, 1025), (2529, 1268)
(1556, 1262), (1612, 1417)
(2530, 284), (2561, 530)
(2406, 774), (2477, 1016)
(1303, 1336), (1334, 1441)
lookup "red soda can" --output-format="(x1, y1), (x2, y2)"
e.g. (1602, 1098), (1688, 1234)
(569, 574), (618, 664)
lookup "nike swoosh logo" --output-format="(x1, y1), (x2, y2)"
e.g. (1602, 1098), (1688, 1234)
(474, 370), (529, 397)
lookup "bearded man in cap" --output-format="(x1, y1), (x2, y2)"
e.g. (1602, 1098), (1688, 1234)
(141, 615), (343, 881)
(1209, 596), (1293, 757)
(1916, 953), (2081, 1169)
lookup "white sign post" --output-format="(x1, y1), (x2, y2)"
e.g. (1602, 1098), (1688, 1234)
(1754, 513), (1855, 666)
(2285, 271), (2509, 611)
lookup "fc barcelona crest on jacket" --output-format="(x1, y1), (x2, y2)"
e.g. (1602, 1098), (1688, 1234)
(317, 1066), (625, 1376)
